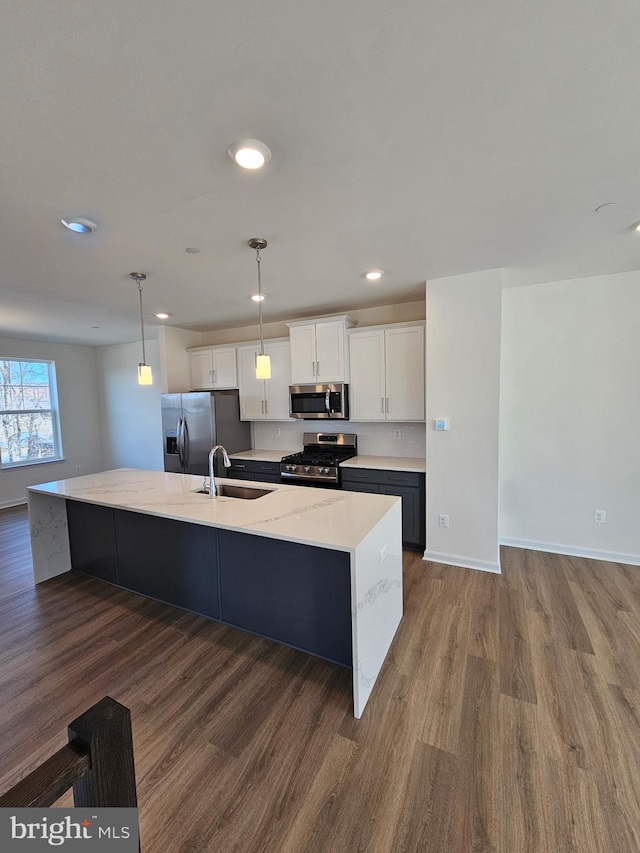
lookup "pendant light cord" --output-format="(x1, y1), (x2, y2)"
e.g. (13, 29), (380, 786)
(256, 246), (265, 356)
(137, 282), (147, 365)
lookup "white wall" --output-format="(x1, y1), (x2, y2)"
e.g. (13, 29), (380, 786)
(198, 300), (426, 346)
(97, 340), (164, 471)
(0, 336), (104, 507)
(425, 269), (502, 572)
(500, 270), (640, 564)
(158, 326), (202, 393)
(252, 420), (426, 458)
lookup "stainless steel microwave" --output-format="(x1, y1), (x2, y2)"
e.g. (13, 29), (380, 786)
(289, 383), (349, 419)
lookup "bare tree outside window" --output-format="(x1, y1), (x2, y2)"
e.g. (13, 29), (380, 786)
(0, 359), (62, 466)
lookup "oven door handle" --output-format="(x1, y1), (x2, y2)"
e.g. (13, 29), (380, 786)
(325, 389), (331, 416)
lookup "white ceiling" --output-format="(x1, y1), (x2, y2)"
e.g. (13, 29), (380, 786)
(2, 0), (640, 345)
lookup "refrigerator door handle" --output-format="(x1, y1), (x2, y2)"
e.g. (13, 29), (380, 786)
(182, 417), (190, 469)
(177, 417), (184, 466)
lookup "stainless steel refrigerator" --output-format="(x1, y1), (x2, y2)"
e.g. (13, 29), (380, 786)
(162, 390), (251, 477)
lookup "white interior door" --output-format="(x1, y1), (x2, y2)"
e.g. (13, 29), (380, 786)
(315, 321), (345, 382)
(212, 347), (238, 389)
(190, 350), (214, 390)
(237, 346), (265, 420)
(385, 326), (425, 421)
(289, 325), (317, 384)
(348, 329), (386, 420)
(264, 340), (292, 420)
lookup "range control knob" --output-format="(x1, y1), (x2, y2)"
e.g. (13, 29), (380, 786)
(304, 465), (311, 472)
(324, 467), (331, 474)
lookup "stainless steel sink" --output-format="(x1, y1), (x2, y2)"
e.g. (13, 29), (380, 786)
(194, 484), (273, 500)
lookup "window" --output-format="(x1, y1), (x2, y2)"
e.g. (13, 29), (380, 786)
(0, 359), (63, 468)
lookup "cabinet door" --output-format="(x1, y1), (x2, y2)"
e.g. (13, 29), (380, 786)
(237, 346), (265, 420)
(348, 329), (386, 420)
(264, 340), (292, 420)
(218, 530), (352, 666)
(212, 347), (237, 389)
(190, 350), (214, 390)
(67, 501), (118, 583)
(315, 321), (346, 382)
(385, 326), (425, 421)
(289, 325), (317, 384)
(114, 510), (220, 619)
(379, 484), (423, 549)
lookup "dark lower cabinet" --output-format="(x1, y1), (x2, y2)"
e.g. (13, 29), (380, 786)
(218, 530), (352, 666)
(341, 468), (425, 550)
(66, 500), (118, 584)
(65, 499), (353, 667)
(227, 459), (281, 484)
(113, 510), (220, 620)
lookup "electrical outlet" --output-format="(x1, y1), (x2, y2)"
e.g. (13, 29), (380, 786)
(275, 428), (281, 437)
(380, 543), (388, 564)
(594, 510), (606, 524)
(75, 465), (82, 472)
(393, 429), (402, 440)
(438, 514), (449, 528)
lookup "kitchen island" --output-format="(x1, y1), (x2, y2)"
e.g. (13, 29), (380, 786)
(27, 469), (403, 718)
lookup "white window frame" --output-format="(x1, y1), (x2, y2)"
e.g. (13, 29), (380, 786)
(0, 358), (64, 469)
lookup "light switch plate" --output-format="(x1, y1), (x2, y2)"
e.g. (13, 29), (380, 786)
(433, 418), (449, 431)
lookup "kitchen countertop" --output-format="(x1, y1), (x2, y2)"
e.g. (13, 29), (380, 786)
(228, 449), (295, 463)
(28, 468), (399, 553)
(230, 449), (426, 473)
(341, 455), (426, 473)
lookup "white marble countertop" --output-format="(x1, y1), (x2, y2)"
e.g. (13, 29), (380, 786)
(228, 449), (295, 463)
(341, 455), (426, 473)
(28, 469), (399, 553)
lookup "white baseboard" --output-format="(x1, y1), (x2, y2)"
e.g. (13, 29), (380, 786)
(0, 498), (28, 510)
(500, 537), (640, 568)
(422, 550), (501, 574)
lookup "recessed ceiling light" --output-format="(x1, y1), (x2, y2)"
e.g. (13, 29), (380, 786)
(61, 218), (97, 234)
(92, 326), (100, 329)
(228, 138), (272, 170)
(595, 202), (616, 213)
(634, 222), (640, 233)
(364, 269), (384, 281)
(251, 293), (266, 302)
(185, 247), (200, 254)
(155, 312), (171, 319)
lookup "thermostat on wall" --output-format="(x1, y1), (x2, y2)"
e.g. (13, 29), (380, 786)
(433, 418), (449, 431)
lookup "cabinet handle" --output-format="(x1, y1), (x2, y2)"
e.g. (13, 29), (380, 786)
(234, 464), (246, 469)
(381, 397), (385, 413)
(386, 397), (390, 413)
(317, 361), (320, 378)
(388, 476), (408, 482)
(312, 361), (316, 377)
(264, 399), (268, 415)
(210, 370), (214, 385)
(261, 400), (265, 414)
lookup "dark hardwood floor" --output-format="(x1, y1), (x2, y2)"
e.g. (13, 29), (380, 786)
(1, 504), (639, 851)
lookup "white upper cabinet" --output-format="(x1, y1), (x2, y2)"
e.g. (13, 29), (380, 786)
(287, 316), (355, 385)
(237, 346), (265, 420)
(189, 346), (238, 390)
(237, 340), (292, 421)
(288, 325), (317, 384)
(348, 323), (425, 422)
(385, 325), (425, 421)
(348, 329), (386, 421)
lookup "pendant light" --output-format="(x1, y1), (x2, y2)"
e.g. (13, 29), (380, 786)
(249, 238), (271, 379)
(129, 272), (153, 385)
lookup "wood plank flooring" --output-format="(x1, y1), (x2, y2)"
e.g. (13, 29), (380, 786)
(1, 505), (640, 851)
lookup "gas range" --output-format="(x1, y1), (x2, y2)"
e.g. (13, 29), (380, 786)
(280, 433), (357, 486)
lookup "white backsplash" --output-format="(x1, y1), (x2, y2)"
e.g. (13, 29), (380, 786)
(251, 420), (426, 458)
